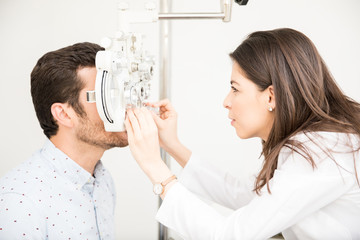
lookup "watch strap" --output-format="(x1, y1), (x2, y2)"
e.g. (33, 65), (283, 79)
(161, 175), (177, 187)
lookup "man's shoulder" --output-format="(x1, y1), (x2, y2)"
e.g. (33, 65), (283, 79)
(0, 150), (51, 197)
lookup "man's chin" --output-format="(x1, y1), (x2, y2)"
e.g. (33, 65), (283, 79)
(115, 140), (129, 148)
(109, 131), (128, 148)
(101, 141), (127, 150)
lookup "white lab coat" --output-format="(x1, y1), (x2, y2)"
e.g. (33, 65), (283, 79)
(156, 132), (360, 239)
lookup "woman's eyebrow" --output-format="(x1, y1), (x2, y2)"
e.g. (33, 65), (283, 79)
(230, 80), (239, 85)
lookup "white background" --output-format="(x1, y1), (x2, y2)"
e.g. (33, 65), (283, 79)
(0, 0), (359, 239)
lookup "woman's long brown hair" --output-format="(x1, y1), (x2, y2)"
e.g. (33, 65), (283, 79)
(230, 28), (360, 194)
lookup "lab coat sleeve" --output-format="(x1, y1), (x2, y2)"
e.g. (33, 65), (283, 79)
(156, 149), (356, 240)
(179, 155), (256, 209)
(0, 193), (45, 240)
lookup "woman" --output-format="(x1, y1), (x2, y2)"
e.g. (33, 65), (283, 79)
(124, 28), (360, 239)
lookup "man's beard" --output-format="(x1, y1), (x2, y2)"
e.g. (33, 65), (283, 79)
(76, 115), (128, 150)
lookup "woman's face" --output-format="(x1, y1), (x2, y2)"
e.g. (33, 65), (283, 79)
(223, 62), (275, 141)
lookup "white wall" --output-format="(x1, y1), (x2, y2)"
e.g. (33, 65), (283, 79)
(1, 0), (359, 239)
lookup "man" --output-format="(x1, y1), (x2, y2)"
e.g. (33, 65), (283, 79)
(0, 42), (128, 239)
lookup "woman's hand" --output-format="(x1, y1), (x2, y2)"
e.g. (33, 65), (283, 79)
(125, 107), (172, 184)
(146, 99), (179, 152)
(147, 99), (192, 168)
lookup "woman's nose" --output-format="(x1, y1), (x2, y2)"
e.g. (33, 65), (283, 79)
(223, 91), (231, 109)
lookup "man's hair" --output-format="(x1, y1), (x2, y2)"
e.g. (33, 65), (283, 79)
(230, 28), (360, 193)
(31, 42), (104, 138)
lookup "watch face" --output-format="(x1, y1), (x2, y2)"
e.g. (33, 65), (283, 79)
(153, 183), (163, 195)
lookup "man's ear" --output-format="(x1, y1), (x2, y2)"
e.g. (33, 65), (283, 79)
(50, 103), (75, 128)
(267, 85), (276, 110)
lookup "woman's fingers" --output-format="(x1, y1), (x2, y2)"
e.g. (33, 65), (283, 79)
(126, 109), (141, 136)
(150, 110), (163, 127)
(141, 107), (157, 130)
(146, 99), (169, 107)
(124, 116), (134, 141)
(133, 108), (148, 130)
(147, 99), (175, 112)
(146, 99), (177, 121)
(127, 107), (159, 140)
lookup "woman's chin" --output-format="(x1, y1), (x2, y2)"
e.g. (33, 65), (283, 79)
(235, 130), (248, 139)
(235, 128), (258, 140)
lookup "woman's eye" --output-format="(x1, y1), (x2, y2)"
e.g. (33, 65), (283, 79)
(231, 86), (238, 92)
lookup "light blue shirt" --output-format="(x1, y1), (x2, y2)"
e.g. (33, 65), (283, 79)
(0, 139), (116, 240)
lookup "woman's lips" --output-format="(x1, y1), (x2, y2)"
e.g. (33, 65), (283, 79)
(228, 117), (235, 126)
(228, 115), (235, 126)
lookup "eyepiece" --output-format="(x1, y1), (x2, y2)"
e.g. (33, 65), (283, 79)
(235, 0), (249, 5)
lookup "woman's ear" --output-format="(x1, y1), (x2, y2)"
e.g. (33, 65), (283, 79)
(267, 85), (276, 110)
(50, 103), (75, 128)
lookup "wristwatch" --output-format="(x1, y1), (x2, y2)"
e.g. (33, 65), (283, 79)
(153, 175), (177, 195)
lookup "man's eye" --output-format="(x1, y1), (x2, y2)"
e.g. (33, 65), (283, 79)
(231, 86), (238, 92)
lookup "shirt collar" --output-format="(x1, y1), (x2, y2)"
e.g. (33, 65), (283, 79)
(40, 139), (105, 188)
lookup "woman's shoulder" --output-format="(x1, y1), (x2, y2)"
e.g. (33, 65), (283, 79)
(285, 131), (359, 151)
(277, 131), (360, 173)
(291, 131), (357, 141)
